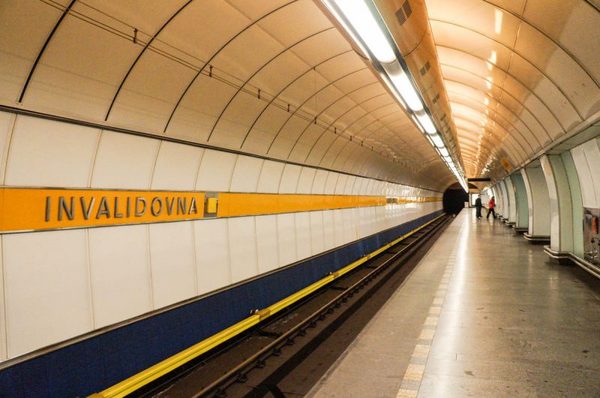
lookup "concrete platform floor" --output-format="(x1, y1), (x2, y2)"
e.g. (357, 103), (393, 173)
(307, 210), (600, 397)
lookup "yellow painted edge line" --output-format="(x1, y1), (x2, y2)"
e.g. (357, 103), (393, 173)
(92, 214), (444, 398)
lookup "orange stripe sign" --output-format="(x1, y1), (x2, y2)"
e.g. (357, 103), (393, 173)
(217, 193), (387, 217)
(0, 188), (440, 233)
(0, 188), (205, 233)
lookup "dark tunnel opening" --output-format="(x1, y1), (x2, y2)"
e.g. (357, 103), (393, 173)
(443, 183), (470, 215)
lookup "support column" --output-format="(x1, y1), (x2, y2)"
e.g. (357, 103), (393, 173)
(496, 180), (508, 220)
(561, 151), (583, 258)
(510, 173), (529, 232)
(541, 155), (573, 257)
(491, 184), (502, 217)
(504, 177), (517, 225)
(520, 164), (550, 242)
(571, 139), (600, 276)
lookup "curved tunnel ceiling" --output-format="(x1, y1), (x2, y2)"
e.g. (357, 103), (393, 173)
(425, 0), (600, 178)
(0, 0), (457, 191)
(2, 1), (597, 189)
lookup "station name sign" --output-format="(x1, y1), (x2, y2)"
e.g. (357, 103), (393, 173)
(0, 188), (205, 233)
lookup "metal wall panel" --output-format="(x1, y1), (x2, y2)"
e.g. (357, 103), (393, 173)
(151, 142), (204, 190)
(3, 229), (92, 357)
(89, 224), (152, 328)
(148, 222), (197, 308)
(91, 131), (159, 189)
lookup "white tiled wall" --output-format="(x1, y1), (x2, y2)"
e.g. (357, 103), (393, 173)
(149, 222), (197, 308)
(297, 167), (316, 194)
(335, 174), (348, 194)
(0, 112), (442, 361)
(322, 210), (336, 251)
(279, 164), (302, 193)
(151, 142), (204, 190)
(6, 116), (100, 187)
(333, 209), (346, 246)
(196, 149), (236, 191)
(92, 131), (159, 189)
(230, 156), (263, 192)
(324, 172), (339, 194)
(257, 160), (284, 193)
(312, 169), (328, 193)
(0, 237), (7, 361)
(295, 212), (312, 259)
(0, 112), (14, 183)
(228, 217), (258, 283)
(255, 215), (279, 273)
(310, 211), (325, 255)
(3, 230), (93, 357)
(277, 213), (298, 266)
(89, 225), (152, 328)
(195, 219), (230, 294)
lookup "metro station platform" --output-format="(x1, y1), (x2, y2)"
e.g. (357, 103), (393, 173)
(308, 210), (600, 398)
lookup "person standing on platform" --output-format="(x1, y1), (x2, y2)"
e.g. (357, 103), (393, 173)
(486, 196), (496, 219)
(475, 195), (483, 219)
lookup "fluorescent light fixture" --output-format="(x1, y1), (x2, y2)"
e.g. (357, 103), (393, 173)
(484, 97), (490, 106)
(424, 134), (434, 147)
(415, 111), (436, 134)
(440, 147), (449, 157)
(411, 114), (425, 133)
(387, 81), (407, 109)
(431, 133), (444, 148)
(323, 2), (370, 57)
(486, 77), (493, 89)
(494, 9), (503, 35)
(330, 0), (396, 63)
(384, 62), (424, 111)
(380, 71), (407, 109)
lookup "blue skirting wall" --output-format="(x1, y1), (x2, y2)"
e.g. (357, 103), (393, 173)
(0, 209), (443, 397)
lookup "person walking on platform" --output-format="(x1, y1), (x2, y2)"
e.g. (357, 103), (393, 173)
(475, 195), (483, 219)
(486, 196), (496, 219)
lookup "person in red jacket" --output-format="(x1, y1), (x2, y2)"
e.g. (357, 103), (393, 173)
(486, 196), (496, 219)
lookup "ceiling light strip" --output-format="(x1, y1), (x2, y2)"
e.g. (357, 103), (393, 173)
(323, 0), (468, 192)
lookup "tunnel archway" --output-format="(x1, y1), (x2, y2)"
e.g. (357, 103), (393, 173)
(443, 182), (476, 214)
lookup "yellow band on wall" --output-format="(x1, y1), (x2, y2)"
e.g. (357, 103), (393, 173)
(217, 193), (386, 217)
(0, 188), (205, 233)
(0, 187), (441, 233)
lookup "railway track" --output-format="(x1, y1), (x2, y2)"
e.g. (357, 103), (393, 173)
(134, 214), (451, 398)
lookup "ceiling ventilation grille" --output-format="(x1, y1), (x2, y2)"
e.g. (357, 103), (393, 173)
(419, 61), (431, 76)
(395, 0), (413, 25)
